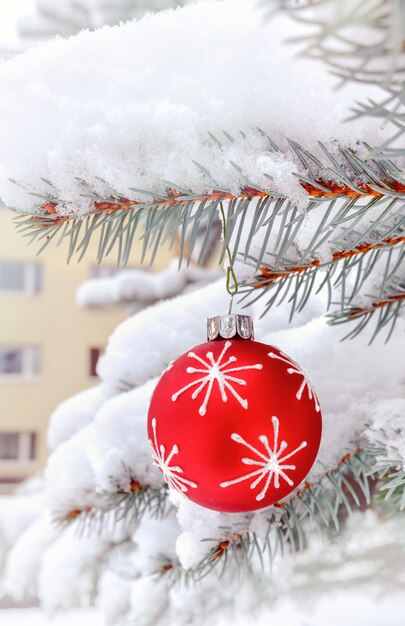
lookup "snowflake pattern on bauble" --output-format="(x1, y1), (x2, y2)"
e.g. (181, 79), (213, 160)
(171, 340), (263, 416)
(149, 417), (197, 493)
(268, 351), (320, 412)
(220, 416), (307, 501)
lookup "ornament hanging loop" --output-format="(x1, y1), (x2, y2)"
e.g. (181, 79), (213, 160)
(219, 202), (239, 312)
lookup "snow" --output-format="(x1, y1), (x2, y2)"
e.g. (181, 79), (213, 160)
(98, 279), (229, 394)
(3, 515), (58, 600)
(0, 490), (47, 545)
(128, 575), (169, 626)
(47, 385), (109, 450)
(96, 571), (131, 625)
(131, 508), (179, 575)
(87, 379), (163, 493)
(0, 0), (387, 212)
(38, 527), (109, 612)
(76, 260), (221, 308)
(208, 593), (405, 626)
(0, 609), (102, 626)
(45, 424), (99, 514)
(2, 595), (405, 626)
(174, 490), (242, 569)
(364, 398), (405, 467)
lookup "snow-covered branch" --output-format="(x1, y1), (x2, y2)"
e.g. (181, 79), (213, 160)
(76, 260), (221, 308)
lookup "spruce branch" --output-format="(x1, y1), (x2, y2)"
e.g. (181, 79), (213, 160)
(11, 136), (405, 266)
(9, 136), (405, 333)
(377, 468), (405, 510)
(328, 279), (405, 342)
(188, 446), (384, 580)
(239, 222), (405, 332)
(55, 482), (169, 534)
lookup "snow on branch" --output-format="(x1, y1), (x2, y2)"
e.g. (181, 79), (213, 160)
(76, 260), (221, 308)
(0, 0), (391, 214)
(241, 229), (405, 338)
(329, 281), (405, 342)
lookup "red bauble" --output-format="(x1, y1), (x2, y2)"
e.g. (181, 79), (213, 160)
(147, 315), (322, 513)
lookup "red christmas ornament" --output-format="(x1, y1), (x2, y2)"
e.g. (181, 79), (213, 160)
(147, 315), (322, 513)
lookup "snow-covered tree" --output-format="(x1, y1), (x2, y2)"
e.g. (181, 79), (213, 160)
(0, 0), (404, 624)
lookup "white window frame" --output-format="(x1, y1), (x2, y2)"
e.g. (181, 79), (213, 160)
(0, 346), (42, 381)
(0, 432), (36, 465)
(0, 262), (42, 296)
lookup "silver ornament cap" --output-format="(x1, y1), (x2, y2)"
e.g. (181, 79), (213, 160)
(207, 314), (254, 341)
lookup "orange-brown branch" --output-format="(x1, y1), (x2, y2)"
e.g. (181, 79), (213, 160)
(348, 292), (405, 319)
(254, 236), (405, 289)
(61, 480), (147, 522)
(35, 179), (405, 226)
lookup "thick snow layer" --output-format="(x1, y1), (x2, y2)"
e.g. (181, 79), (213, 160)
(76, 260), (221, 308)
(0, 0), (386, 212)
(131, 509), (179, 575)
(48, 385), (109, 450)
(3, 515), (58, 600)
(128, 575), (169, 626)
(98, 279), (230, 394)
(4, 595), (405, 626)
(45, 424), (99, 513)
(0, 491), (47, 545)
(87, 379), (163, 492)
(38, 528), (109, 611)
(96, 571), (131, 625)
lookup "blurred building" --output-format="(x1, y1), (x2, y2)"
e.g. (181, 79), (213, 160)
(0, 208), (172, 493)
(0, 208), (127, 491)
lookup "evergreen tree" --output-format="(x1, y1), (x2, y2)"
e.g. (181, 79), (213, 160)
(0, 1), (404, 623)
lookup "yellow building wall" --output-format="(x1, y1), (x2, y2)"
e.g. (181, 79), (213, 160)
(0, 208), (171, 489)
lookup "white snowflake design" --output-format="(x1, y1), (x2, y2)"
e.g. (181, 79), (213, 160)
(220, 416), (307, 502)
(171, 341), (263, 416)
(148, 417), (198, 494)
(268, 351), (320, 412)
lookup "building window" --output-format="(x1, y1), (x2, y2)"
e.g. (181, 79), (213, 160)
(0, 262), (42, 294)
(89, 348), (101, 377)
(0, 347), (41, 378)
(0, 432), (37, 462)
